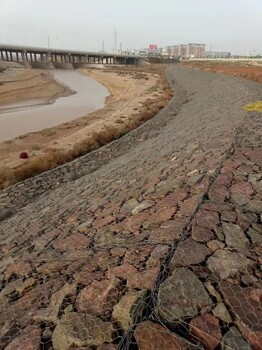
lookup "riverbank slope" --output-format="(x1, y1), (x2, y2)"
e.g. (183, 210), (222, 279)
(0, 65), (261, 349)
(0, 65), (171, 188)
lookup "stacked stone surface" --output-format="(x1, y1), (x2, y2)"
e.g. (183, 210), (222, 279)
(0, 66), (261, 349)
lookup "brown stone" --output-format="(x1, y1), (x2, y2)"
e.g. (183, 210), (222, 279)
(222, 160), (241, 171)
(4, 261), (31, 280)
(53, 233), (91, 252)
(192, 224), (215, 242)
(146, 245), (170, 268)
(220, 281), (262, 350)
(2, 277), (65, 328)
(146, 207), (177, 226)
(221, 210), (237, 223)
(98, 345), (118, 350)
(124, 245), (155, 268)
(135, 321), (189, 350)
(249, 289), (262, 303)
(244, 148), (262, 163)
(170, 238), (211, 268)
(153, 190), (188, 211)
(148, 220), (185, 244)
(209, 184), (230, 203)
(207, 240), (225, 252)
(128, 268), (160, 290)
(34, 283), (76, 324)
(92, 215), (116, 229)
(5, 324), (41, 350)
(176, 195), (201, 218)
(195, 209), (220, 230)
(52, 313), (114, 350)
(190, 313), (222, 350)
(230, 182), (254, 197)
(36, 260), (69, 275)
(121, 212), (150, 233)
(112, 289), (148, 330)
(76, 278), (123, 318)
(16, 277), (36, 296)
(215, 173), (233, 187)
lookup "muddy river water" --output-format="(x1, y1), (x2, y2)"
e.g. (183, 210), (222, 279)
(0, 70), (109, 142)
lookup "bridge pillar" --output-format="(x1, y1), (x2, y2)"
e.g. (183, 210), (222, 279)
(0, 51), (4, 60)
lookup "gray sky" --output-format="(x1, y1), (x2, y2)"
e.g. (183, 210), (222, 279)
(0, 0), (261, 54)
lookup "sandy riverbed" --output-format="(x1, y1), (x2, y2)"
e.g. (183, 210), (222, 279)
(0, 65), (170, 187)
(0, 68), (71, 106)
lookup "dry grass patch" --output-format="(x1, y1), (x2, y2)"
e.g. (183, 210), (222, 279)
(243, 101), (262, 112)
(182, 61), (262, 84)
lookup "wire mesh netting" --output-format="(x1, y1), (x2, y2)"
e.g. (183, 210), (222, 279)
(0, 67), (261, 350)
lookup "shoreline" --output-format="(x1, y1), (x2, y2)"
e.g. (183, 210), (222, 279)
(0, 65), (172, 188)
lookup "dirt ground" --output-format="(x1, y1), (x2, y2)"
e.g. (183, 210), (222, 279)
(0, 65), (171, 187)
(182, 60), (262, 83)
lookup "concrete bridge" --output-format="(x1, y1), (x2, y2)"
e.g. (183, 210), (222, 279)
(0, 45), (148, 68)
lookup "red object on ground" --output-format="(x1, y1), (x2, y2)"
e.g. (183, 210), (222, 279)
(19, 152), (29, 159)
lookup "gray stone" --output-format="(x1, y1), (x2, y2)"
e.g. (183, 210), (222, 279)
(231, 193), (251, 206)
(122, 198), (139, 212)
(207, 249), (253, 280)
(245, 200), (262, 213)
(222, 223), (249, 253)
(157, 267), (213, 324)
(222, 327), (252, 350)
(248, 228), (262, 245)
(131, 200), (154, 214)
(52, 313), (114, 350)
(170, 238), (211, 268)
(112, 289), (148, 331)
(0, 207), (16, 222)
(212, 302), (232, 323)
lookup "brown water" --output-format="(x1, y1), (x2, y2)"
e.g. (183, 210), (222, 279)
(0, 70), (109, 142)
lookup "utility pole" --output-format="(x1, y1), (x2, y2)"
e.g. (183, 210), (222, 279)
(102, 40), (105, 52)
(48, 35), (51, 50)
(114, 28), (117, 54)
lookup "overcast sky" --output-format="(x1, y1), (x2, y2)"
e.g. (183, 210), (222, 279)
(0, 0), (261, 54)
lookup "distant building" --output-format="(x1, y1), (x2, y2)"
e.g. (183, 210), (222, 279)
(180, 45), (188, 58)
(205, 51), (231, 58)
(144, 42), (207, 59)
(172, 45), (181, 58)
(187, 43), (206, 58)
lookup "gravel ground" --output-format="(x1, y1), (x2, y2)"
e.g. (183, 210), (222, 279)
(0, 65), (261, 350)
